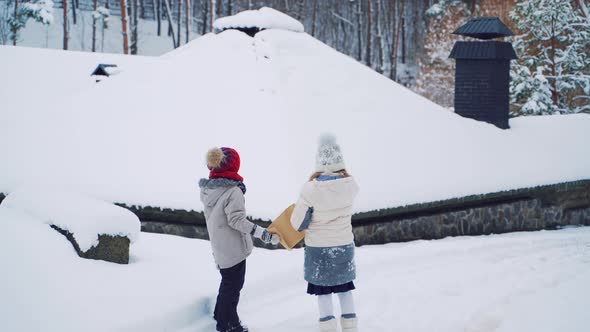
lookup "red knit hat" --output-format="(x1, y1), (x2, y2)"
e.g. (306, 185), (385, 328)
(206, 147), (244, 182)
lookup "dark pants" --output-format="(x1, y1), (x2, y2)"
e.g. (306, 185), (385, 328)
(214, 260), (246, 332)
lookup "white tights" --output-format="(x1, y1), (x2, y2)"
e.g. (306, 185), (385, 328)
(317, 291), (356, 320)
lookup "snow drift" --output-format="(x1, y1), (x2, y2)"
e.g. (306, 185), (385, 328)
(0, 16), (589, 219)
(1, 188), (140, 250)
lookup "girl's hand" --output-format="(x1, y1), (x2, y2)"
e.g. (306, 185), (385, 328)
(252, 225), (281, 245)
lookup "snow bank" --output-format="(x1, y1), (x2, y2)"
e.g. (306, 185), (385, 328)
(1, 188), (140, 251)
(213, 7), (304, 33)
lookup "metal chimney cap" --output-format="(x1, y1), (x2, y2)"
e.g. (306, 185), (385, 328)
(453, 17), (514, 40)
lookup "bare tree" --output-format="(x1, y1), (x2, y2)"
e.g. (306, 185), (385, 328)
(391, 0), (405, 79)
(226, 0), (232, 15)
(92, 0), (98, 52)
(210, 0), (216, 32)
(63, 0), (68, 49)
(310, 0), (317, 35)
(163, 0), (177, 47)
(72, 0), (77, 25)
(201, 0), (208, 34)
(157, 0), (161, 35)
(176, 0), (181, 45)
(185, 0), (190, 43)
(356, 0), (362, 60)
(132, 0), (138, 54)
(119, 0), (129, 54)
(12, 0), (18, 45)
(366, 0), (371, 67)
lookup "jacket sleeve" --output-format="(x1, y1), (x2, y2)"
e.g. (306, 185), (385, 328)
(291, 185), (313, 231)
(224, 187), (256, 235)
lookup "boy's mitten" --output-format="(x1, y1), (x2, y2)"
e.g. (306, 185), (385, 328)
(251, 225), (280, 245)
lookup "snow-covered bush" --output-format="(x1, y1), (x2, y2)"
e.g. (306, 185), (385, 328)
(509, 0), (590, 115)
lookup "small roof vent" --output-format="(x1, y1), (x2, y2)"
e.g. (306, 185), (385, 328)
(91, 64), (119, 77)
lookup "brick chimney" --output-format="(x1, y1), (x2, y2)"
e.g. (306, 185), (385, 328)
(449, 17), (517, 129)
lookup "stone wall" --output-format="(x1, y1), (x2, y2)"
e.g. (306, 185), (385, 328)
(132, 180), (590, 247)
(351, 180), (590, 245)
(3, 180), (588, 248)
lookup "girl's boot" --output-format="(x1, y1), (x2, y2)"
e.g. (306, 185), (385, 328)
(319, 317), (338, 332)
(340, 316), (358, 332)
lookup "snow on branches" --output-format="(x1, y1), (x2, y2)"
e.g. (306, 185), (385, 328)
(509, 0), (590, 115)
(8, 0), (53, 45)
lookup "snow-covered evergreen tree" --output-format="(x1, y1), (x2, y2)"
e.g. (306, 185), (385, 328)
(509, 0), (590, 115)
(8, 0), (53, 45)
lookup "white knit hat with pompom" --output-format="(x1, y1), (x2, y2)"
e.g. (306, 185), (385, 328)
(315, 133), (346, 173)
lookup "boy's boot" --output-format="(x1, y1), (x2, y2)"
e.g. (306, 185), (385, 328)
(340, 316), (358, 332)
(319, 317), (338, 332)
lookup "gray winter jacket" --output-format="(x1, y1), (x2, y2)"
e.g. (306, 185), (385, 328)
(199, 178), (255, 269)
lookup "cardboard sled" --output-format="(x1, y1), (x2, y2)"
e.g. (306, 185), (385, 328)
(267, 204), (305, 250)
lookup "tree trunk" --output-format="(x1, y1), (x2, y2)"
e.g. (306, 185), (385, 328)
(157, 0), (161, 35)
(163, 0), (177, 47)
(176, 0), (180, 45)
(185, 0), (190, 43)
(72, 0), (77, 25)
(210, 0), (216, 32)
(202, 0), (208, 34)
(311, 0), (317, 36)
(470, 0), (476, 16)
(12, 0), (18, 45)
(226, 0), (232, 16)
(101, 17), (106, 51)
(63, 0), (68, 49)
(120, 0), (129, 54)
(92, 0), (97, 52)
(401, 16), (405, 64)
(140, 0), (145, 18)
(356, 0), (362, 60)
(377, 0), (387, 74)
(132, 0), (138, 54)
(366, 0), (371, 67)
(550, 15), (558, 107)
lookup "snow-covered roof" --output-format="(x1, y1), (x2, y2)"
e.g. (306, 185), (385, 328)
(0, 27), (589, 220)
(213, 7), (304, 33)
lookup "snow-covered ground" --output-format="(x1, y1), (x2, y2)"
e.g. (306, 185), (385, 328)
(1, 204), (589, 331)
(1, 26), (589, 219)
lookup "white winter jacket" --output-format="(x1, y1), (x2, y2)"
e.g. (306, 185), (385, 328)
(291, 176), (359, 247)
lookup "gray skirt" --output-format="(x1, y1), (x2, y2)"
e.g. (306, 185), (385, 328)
(304, 243), (356, 286)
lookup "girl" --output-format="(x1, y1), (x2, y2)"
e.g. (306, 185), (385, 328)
(199, 147), (280, 332)
(291, 135), (360, 332)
